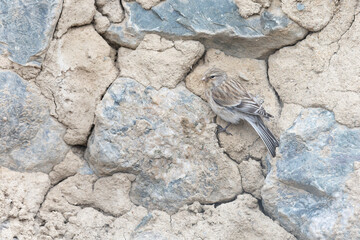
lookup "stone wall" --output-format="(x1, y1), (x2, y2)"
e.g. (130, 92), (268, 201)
(1, 0), (359, 239)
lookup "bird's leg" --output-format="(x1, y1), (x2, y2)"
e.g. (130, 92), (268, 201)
(217, 122), (232, 136)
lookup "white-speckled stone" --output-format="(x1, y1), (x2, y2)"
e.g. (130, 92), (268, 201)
(85, 77), (242, 213)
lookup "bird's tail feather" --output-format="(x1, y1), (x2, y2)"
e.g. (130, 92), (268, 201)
(247, 116), (279, 157)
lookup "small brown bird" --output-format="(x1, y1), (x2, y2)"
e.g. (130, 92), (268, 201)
(202, 67), (279, 157)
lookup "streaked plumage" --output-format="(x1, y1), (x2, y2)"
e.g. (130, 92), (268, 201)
(202, 67), (279, 157)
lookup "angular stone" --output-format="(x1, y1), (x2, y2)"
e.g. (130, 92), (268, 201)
(262, 108), (360, 239)
(105, 0), (307, 58)
(93, 174), (135, 216)
(234, 0), (262, 18)
(238, 159), (264, 199)
(49, 150), (86, 185)
(55, 0), (96, 38)
(118, 34), (205, 90)
(0, 0), (62, 66)
(96, 0), (124, 23)
(36, 25), (119, 145)
(85, 78), (242, 213)
(281, 0), (337, 31)
(269, 0), (360, 128)
(0, 71), (69, 173)
(94, 11), (111, 34)
(186, 49), (280, 162)
(105, 23), (145, 48)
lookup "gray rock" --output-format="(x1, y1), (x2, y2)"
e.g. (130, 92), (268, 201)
(85, 78), (242, 213)
(0, 0), (62, 66)
(105, 0), (308, 58)
(0, 71), (69, 173)
(262, 108), (360, 239)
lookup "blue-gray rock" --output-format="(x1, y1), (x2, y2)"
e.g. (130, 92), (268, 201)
(85, 78), (242, 213)
(0, 0), (62, 66)
(105, 0), (308, 58)
(262, 108), (360, 239)
(0, 71), (69, 173)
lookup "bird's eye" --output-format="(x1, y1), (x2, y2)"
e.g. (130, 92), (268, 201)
(210, 75), (215, 79)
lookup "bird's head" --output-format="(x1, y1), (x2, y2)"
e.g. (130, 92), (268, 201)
(202, 67), (227, 87)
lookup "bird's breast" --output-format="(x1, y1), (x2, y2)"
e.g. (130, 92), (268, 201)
(207, 92), (243, 124)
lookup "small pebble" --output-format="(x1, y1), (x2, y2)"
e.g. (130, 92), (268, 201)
(297, 3), (305, 11)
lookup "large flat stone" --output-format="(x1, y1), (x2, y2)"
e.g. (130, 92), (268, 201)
(0, 0), (62, 66)
(0, 71), (69, 173)
(104, 0), (308, 58)
(262, 108), (360, 239)
(36, 25), (119, 145)
(85, 78), (242, 213)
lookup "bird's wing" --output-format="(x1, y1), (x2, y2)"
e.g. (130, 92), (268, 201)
(212, 78), (273, 118)
(211, 78), (246, 107)
(236, 97), (273, 118)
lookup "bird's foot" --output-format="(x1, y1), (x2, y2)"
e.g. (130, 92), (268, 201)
(216, 123), (232, 136)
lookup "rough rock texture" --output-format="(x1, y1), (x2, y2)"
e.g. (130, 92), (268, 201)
(2, 0), (360, 238)
(94, 11), (111, 34)
(171, 194), (296, 240)
(234, 0), (269, 18)
(239, 159), (264, 199)
(95, 0), (124, 23)
(0, 167), (50, 239)
(41, 173), (134, 218)
(186, 49), (280, 162)
(124, 0), (164, 10)
(343, 161), (360, 239)
(0, 71), (69, 173)
(0, 54), (42, 80)
(269, 0), (360, 128)
(36, 25), (118, 145)
(105, 0), (308, 58)
(55, 0), (96, 38)
(118, 34), (205, 90)
(0, 0), (62, 66)
(1, 170), (293, 240)
(276, 103), (304, 133)
(104, 22), (145, 49)
(281, 0), (337, 31)
(0, 167), (50, 222)
(86, 77), (242, 213)
(262, 108), (360, 239)
(49, 150), (86, 185)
